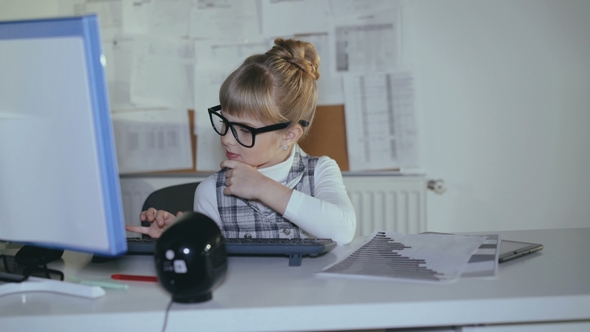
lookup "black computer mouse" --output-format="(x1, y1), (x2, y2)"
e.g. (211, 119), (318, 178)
(14, 245), (64, 266)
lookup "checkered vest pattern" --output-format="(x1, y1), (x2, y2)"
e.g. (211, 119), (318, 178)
(215, 147), (318, 239)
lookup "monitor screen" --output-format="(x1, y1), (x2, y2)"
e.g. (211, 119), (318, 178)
(0, 15), (127, 256)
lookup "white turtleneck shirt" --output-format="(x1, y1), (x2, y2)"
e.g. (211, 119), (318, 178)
(193, 145), (357, 245)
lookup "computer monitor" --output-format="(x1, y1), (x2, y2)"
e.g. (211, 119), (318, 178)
(0, 15), (127, 259)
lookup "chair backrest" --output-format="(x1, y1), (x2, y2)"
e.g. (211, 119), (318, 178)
(141, 182), (201, 216)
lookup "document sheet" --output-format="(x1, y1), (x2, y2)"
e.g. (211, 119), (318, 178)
(112, 109), (192, 173)
(343, 70), (418, 170)
(319, 231), (487, 283)
(461, 234), (501, 278)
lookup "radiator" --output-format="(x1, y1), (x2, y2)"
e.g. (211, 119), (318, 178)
(343, 175), (427, 236)
(119, 174), (427, 237)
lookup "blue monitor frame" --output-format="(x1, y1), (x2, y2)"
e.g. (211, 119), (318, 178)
(0, 15), (126, 256)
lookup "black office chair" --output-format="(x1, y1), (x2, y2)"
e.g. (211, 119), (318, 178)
(141, 182), (200, 228)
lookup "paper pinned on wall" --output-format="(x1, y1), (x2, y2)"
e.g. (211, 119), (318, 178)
(59, 0), (123, 40)
(329, 9), (402, 75)
(343, 70), (418, 171)
(112, 109), (192, 174)
(147, 0), (192, 37)
(261, 0), (330, 37)
(328, 0), (403, 18)
(318, 231), (488, 284)
(104, 37), (136, 110)
(295, 33), (344, 106)
(122, 0), (152, 35)
(121, 0), (192, 37)
(194, 39), (269, 70)
(189, 0), (261, 39)
(130, 36), (194, 109)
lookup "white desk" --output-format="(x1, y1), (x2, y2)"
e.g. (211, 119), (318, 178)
(1, 228), (589, 332)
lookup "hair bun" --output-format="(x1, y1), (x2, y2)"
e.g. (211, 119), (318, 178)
(267, 38), (320, 81)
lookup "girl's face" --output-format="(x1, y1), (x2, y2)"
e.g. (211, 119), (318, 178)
(220, 112), (290, 169)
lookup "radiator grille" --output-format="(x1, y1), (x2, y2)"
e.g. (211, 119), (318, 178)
(343, 175), (427, 236)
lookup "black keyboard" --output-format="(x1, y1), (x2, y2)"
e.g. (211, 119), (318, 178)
(126, 237), (336, 266)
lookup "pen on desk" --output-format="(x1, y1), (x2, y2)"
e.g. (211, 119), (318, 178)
(111, 274), (158, 282)
(68, 277), (129, 290)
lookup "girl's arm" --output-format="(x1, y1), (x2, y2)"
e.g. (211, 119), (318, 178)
(283, 157), (357, 245)
(195, 158), (357, 245)
(193, 174), (222, 225)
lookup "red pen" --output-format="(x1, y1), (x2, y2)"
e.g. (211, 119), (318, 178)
(111, 274), (158, 282)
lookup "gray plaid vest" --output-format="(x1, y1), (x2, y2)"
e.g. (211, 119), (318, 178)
(215, 147), (318, 239)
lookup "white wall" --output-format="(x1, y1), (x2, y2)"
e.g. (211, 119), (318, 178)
(2, 0), (589, 233)
(406, 0), (590, 232)
(0, 0), (58, 20)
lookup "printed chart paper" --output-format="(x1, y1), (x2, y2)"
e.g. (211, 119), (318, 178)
(319, 231), (487, 283)
(422, 232), (502, 278)
(461, 234), (501, 278)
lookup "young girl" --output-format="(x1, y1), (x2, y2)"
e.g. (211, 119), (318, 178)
(127, 38), (356, 245)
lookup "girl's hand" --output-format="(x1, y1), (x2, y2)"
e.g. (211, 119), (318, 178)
(220, 160), (267, 200)
(125, 208), (183, 239)
(220, 159), (293, 215)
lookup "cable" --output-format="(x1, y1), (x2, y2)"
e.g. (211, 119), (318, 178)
(161, 298), (174, 332)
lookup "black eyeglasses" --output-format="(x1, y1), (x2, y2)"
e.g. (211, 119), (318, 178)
(208, 105), (307, 148)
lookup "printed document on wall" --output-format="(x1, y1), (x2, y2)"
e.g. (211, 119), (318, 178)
(329, 0), (403, 18)
(130, 36), (194, 109)
(343, 70), (418, 171)
(261, 0), (330, 37)
(104, 37), (136, 110)
(112, 109), (192, 174)
(295, 33), (344, 105)
(189, 0), (260, 39)
(59, 0), (123, 40)
(122, 0), (191, 37)
(329, 9), (401, 75)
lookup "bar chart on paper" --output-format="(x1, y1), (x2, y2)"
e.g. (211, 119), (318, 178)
(319, 231), (487, 283)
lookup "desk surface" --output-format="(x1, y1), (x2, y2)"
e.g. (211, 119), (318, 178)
(1, 228), (589, 331)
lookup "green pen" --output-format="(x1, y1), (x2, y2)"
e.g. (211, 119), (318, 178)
(68, 276), (129, 290)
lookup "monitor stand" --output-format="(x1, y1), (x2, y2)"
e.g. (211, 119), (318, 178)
(0, 274), (105, 299)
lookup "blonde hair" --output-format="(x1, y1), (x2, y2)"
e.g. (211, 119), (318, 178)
(219, 38), (320, 138)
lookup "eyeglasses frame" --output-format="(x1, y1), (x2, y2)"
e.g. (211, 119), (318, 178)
(208, 105), (307, 148)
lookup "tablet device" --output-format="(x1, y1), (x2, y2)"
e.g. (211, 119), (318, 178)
(499, 240), (543, 263)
